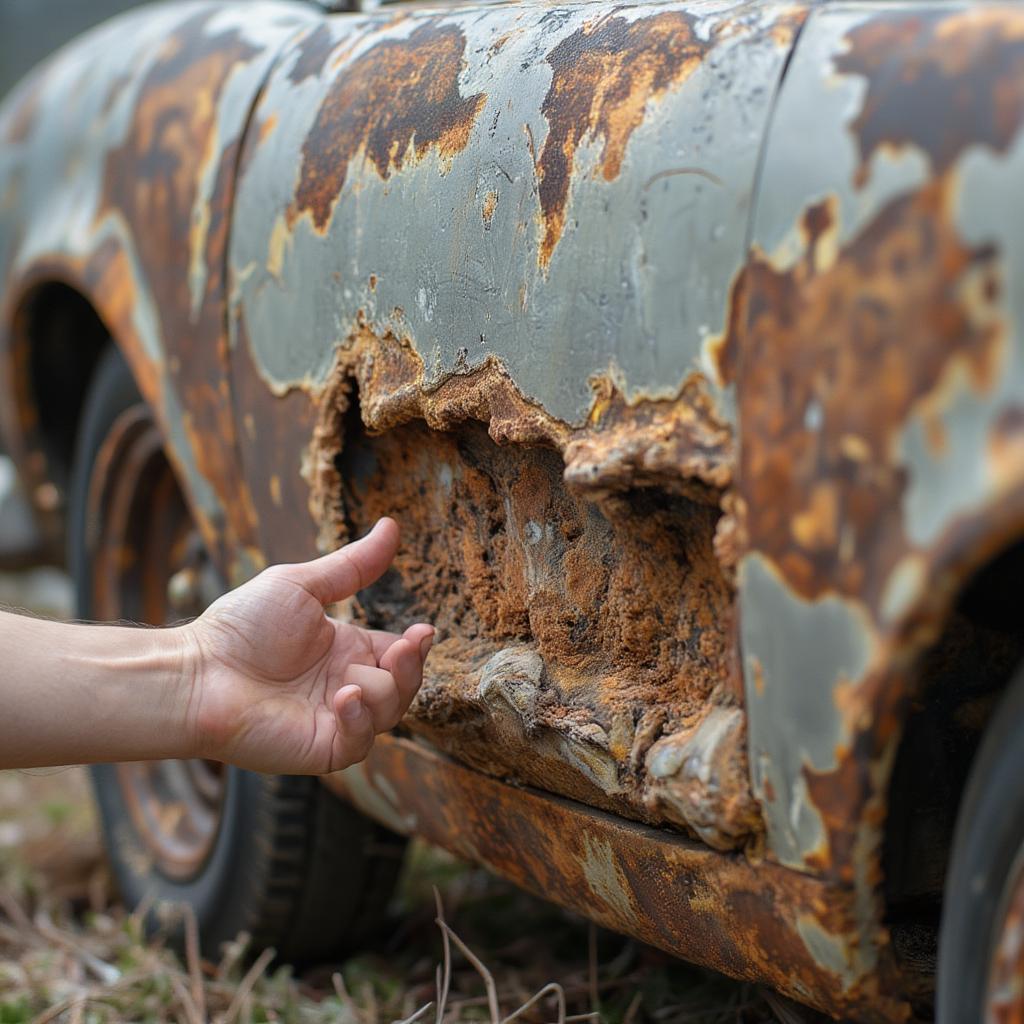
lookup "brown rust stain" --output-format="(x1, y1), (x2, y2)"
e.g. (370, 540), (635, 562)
(307, 327), (757, 848)
(96, 11), (264, 564)
(537, 11), (707, 268)
(481, 189), (498, 225)
(329, 735), (912, 1021)
(230, 308), (321, 564)
(287, 22), (336, 84)
(719, 185), (1003, 607)
(837, 10), (1024, 187)
(289, 21), (486, 232)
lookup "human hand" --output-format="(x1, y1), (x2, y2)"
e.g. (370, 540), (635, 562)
(181, 518), (432, 774)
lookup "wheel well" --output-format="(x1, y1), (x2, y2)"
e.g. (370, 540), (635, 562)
(13, 281), (110, 496)
(883, 539), (1024, 992)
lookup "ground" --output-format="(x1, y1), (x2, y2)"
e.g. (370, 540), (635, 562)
(0, 565), (780, 1024)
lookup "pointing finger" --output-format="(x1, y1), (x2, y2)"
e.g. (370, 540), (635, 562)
(287, 518), (400, 606)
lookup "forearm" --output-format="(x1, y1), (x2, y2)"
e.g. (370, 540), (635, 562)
(0, 610), (195, 769)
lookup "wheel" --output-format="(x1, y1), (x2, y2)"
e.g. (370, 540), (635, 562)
(938, 664), (1024, 1021)
(68, 346), (405, 962)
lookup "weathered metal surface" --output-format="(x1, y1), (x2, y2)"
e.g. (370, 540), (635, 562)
(229, 1), (804, 419)
(227, 0), (803, 849)
(0, 1), (317, 579)
(720, 0), (1024, 999)
(327, 734), (910, 1021)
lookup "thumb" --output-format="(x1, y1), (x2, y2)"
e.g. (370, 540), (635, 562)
(287, 517), (399, 606)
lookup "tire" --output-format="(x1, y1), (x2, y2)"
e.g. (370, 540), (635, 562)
(68, 346), (405, 963)
(937, 664), (1024, 1021)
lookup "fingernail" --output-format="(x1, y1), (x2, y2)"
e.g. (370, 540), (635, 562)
(340, 691), (363, 720)
(419, 632), (434, 659)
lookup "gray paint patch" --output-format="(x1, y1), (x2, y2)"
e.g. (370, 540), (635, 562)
(739, 553), (874, 868)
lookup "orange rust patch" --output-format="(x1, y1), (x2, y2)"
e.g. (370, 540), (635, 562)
(289, 21), (486, 232)
(837, 9), (1024, 187)
(722, 184), (1003, 607)
(564, 373), (733, 502)
(308, 329), (756, 847)
(98, 11), (263, 562)
(537, 11), (707, 267)
(481, 189), (498, 225)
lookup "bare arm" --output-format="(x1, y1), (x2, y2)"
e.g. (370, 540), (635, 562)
(0, 517), (433, 774)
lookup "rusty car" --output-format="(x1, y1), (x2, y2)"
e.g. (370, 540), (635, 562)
(2, 0), (1023, 1019)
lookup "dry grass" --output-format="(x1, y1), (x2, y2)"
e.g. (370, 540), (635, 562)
(0, 767), (779, 1024)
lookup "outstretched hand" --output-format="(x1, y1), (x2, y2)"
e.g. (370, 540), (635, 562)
(182, 518), (432, 774)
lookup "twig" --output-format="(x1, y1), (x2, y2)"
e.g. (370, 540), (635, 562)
(436, 920), (500, 1024)
(587, 924), (598, 1016)
(183, 904), (206, 1023)
(395, 1001), (435, 1024)
(622, 991), (642, 1024)
(168, 970), (204, 1024)
(500, 982), (565, 1024)
(220, 946), (274, 1024)
(68, 995), (86, 1024)
(333, 971), (362, 1024)
(433, 889), (452, 1024)
(0, 887), (33, 931)
(34, 916), (120, 985)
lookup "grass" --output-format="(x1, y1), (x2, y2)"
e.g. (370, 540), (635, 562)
(0, 767), (780, 1024)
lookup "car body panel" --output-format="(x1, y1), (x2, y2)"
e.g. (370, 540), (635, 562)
(734, 0), (1024, 903)
(226, 0), (803, 854)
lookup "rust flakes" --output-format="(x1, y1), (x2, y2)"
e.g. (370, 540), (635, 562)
(721, 184), (1003, 608)
(307, 327), (756, 848)
(564, 373), (733, 503)
(837, 9), (1024, 187)
(288, 21), (486, 232)
(537, 11), (707, 268)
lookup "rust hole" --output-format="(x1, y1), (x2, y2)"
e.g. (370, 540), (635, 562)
(323, 348), (760, 849)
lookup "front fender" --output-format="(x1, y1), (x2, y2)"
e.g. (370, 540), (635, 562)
(0, 0), (317, 579)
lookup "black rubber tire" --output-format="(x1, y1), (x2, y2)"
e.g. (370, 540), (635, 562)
(69, 347), (405, 963)
(937, 664), (1024, 1021)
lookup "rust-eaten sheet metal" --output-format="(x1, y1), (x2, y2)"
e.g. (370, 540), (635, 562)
(308, 328), (755, 850)
(726, 0), (1024, 991)
(326, 735), (911, 1022)
(226, 0), (806, 849)
(0, 1), (317, 580)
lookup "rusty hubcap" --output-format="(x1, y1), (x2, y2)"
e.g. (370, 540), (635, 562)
(89, 405), (224, 881)
(987, 848), (1024, 1022)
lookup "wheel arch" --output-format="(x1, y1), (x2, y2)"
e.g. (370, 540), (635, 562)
(0, 270), (207, 566)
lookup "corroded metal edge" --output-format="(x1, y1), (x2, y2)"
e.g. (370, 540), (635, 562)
(325, 735), (912, 1022)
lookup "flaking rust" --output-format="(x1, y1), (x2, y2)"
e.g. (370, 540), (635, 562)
(309, 328), (759, 851)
